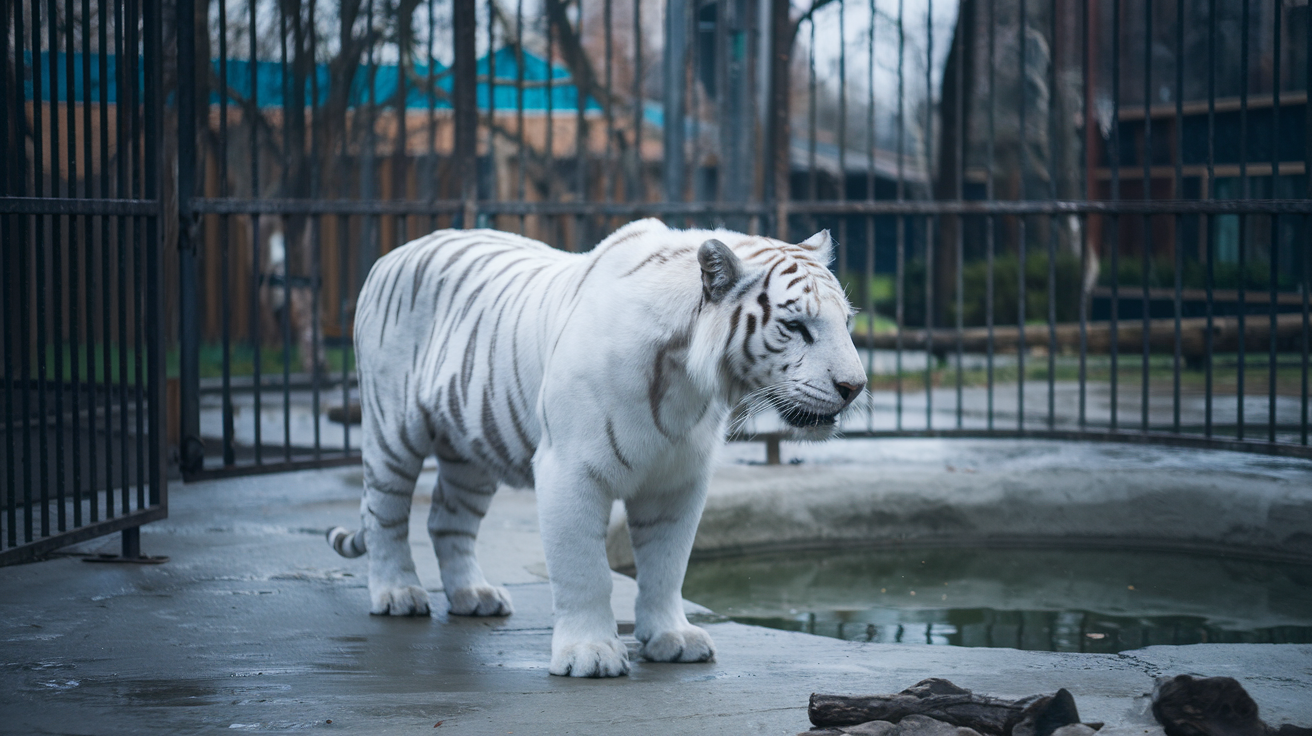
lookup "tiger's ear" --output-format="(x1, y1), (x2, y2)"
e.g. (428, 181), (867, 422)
(799, 230), (833, 265)
(698, 239), (743, 303)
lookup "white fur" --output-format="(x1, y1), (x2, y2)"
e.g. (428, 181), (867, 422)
(328, 219), (865, 677)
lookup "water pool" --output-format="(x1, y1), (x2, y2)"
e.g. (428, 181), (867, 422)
(682, 547), (1312, 652)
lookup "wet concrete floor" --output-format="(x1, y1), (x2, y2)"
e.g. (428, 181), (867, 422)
(2, 441), (1310, 735)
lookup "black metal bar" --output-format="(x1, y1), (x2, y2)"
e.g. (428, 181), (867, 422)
(48, 0), (66, 532)
(1017, 0), (1027, 432)
(1304, 0), (1311, 446)
(545, 0), (555, 240)
(132, 0), (147, 512)
(1236, 0), (1249, 441)
(33, 0), (51, 539)
(515, 0), (526, 231)
(837, 0), (848, 281)
(1, 15), (13, 543)
(808, 17), (818, 230)
(145, 0), (164, 513)
(742, 427), (1312, 462)
(954, 0), (964, 430)
(571, 0), (583, 247)
(20, 190), (34, 540)
(1, 0), (9, 196)
(0, 507), (167, 567)
(767, 0), (789, 235)
(220, 0), (234, 467)
(338, 213), (351, 456)
(664, 0), (687, 203)
(488, 0), (499, 220)
(99, 0), (112, 517)
(1078, 0), (1091, 433)
(866, 0), (877, 431)
(1204, 0), (1215, 438)
(184, 454), (362, 482)
(604, 0), (614, 203)
(121, 525), (140, 560)
(1304, 209), (1309, 446)
(249, 0), (262, 465)
(986, 0), (995, 430)
(65, 0), (81, 529)
(1172, 0), (1184, 435)
(304, 11), (322, 456)
(1141, 0), (1152, 433)
(895, 0), (904, 431)
(428, 0), (439, 233)
(1, 0), (11, 547)
(1079, 205), (1088, 428)
(312, 215), (322, 461)
(178, 0), (201, 474)
(1109, 0), (1121, 432)
(453, 0), (477, 225)
(281, 0), (292, 462)
(81, 0), (97, 523)
(1046, 0), (1058, 430)
(924, 0), (934, 431)
(1268, 2), (1281, 444)
(173, 196), (1312, 217)
(2, 209), (13, 549)
(116, 0), (131, 517)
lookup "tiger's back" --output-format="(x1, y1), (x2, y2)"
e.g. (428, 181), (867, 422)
(353, 228), (577, 489)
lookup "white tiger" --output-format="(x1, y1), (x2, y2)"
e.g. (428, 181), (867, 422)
(327, 218), (866, 677)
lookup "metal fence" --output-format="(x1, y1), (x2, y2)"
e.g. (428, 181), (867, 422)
(170, 0), (1311, 478)
(2, 0), (168, 564)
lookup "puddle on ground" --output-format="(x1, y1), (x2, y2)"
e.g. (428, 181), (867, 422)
(682, 547), (1312, 653)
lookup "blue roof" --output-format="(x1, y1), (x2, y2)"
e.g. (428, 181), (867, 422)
(22, 49), (598, 111)
(20, 51), (143, 103)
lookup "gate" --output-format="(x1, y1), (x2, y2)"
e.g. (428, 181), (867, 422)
(2, 0), (168, 563)
(174, 0), (1312, 479)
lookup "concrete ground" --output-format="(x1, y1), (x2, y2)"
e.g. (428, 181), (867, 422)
(2, 439), (1311, 735)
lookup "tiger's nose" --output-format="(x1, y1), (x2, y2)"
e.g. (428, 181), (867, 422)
(834, 380), (865, 407)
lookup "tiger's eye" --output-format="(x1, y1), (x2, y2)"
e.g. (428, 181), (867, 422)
(783, 321), (814, 344)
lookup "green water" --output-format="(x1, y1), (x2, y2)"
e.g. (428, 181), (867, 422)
(682, 547), (1312, 653)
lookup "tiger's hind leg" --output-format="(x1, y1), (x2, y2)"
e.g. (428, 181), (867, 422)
(360, 419), (430, 616)
(427, 457), (514, 616)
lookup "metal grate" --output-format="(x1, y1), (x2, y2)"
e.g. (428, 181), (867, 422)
(175, 0), (1312, 478)
(1, 0), (168, 564)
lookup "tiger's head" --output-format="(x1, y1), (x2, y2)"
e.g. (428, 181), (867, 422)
(690, 230), (867, 439)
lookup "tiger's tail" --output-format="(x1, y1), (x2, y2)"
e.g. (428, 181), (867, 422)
(326, 526), (367, 558)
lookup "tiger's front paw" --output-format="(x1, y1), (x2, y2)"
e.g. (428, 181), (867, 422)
(369, 583), (431, 616)
(447, 584), (514, 617)
(549, 634), (630, 677)
(637, 624), (715, 663)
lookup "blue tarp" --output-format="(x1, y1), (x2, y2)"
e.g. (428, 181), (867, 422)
(211, 46), (597, 111)
(21, 48), (598, 111)
(21, 51), (145, 103)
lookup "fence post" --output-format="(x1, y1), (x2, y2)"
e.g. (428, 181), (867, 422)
(176, 0), (203, 473)
(453, 0), (478, 228)
(663, 0), (687, 204)
(765, 0), (791, 239)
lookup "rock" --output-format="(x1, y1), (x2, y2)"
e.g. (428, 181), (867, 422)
(809, 679), (1088, 735)
(1151, 675), (1311, 736)
(1152, 675), (1263, 736)
(1013, 689), (1084, 736)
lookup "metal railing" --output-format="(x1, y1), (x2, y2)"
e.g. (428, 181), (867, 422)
(2, 0), (168, 564)
(175, 0), (1311, 478)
